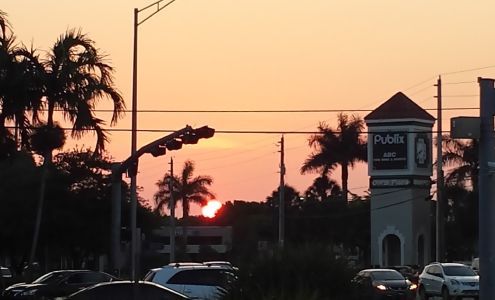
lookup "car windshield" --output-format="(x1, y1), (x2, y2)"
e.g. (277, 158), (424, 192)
(372, 271), (404, 281)
(33, 272), (68, 284)
(443, 265), (477, 276)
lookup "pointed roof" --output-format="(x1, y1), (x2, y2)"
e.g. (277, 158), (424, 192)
(364, 92), (435, 122)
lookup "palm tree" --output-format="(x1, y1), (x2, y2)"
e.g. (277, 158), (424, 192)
(0, 10), (20, 158)
(301, 113), (367, 202)
(304, 175), (341, 202)
(154, 160), (215, 247)
(1, 46), (45, 151)
(28, 29), (125, 264)
(441, 135), (479, 189)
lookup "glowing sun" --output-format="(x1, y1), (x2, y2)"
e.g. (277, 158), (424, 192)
(201, 200), (222, 218)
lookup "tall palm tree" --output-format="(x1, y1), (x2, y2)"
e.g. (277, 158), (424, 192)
(1, 46), (45, 150)
(0, 10), (19, 158)
(154, 160), (215, 246)
(29, 29), (125, 264)
(301, 113), (367, 202)
(441, 135), (479, 189)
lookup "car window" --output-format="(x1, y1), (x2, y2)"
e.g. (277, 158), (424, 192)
(427, 265), (440, 276)
(371, 270), (404, 280)
(33, 272), (68, 284)
(144, 270), (157, 281)
(67, 272), (110, 284)
(1, 267), (12, 277)
(443, 265), (477, 276)
(167, 269), (231, 287)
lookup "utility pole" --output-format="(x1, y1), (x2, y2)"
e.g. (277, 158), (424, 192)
(169, 157), (176, 263)
(110, 163), (122, 275)
(434, 75), (445, 262)
(278, 136), (285, 249)
(478, 78), (495, 300)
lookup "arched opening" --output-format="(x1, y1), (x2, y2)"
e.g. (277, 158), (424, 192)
(382, 234), (401, 266)
(417, 235), (425, 266)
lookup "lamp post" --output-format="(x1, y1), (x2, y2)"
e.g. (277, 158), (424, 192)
(130, 0), (178, 282)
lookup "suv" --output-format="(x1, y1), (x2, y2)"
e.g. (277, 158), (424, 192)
(418, 262), (479, 300)
(144, 263), (237, 300)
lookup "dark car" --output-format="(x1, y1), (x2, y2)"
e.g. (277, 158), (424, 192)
(387, 266), (419, 284)
(66, 281), (190, 300)
(351, 268), (417, 300)
(1, 267), (14, 292)
(1, 270), (116, 299)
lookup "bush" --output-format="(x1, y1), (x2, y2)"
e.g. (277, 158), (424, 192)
(226, 243), (355, 300)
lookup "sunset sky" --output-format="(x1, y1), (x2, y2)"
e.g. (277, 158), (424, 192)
(3, 1), (495, 215)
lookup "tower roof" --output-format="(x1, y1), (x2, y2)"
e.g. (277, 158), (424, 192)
(364, 92), (435, 122)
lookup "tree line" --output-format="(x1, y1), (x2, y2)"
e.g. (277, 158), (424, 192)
(0, 9), (478, 279)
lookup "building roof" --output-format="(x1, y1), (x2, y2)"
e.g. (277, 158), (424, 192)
(364, 92), (435, 122)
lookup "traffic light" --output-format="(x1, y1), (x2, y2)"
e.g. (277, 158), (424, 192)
(166, 139), (183, 150)
(182, 126), (215, 144)
(149, 145), (166, 157)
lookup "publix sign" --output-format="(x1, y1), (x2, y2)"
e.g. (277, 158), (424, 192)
(372, 132), (408, 170)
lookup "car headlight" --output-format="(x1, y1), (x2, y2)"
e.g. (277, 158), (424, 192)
(20, 289), (38, 296)
(409, 283), (418, 290)
(450, 279), (460, 285)
(376, 284), (387, 291)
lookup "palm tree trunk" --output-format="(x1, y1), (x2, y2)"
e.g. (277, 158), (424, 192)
(29, 151), (51, 264)
(341, 162), (349, 202)
(182, 197), (189, 257)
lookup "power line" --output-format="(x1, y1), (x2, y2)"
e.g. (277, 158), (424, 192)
(440, 64), (495, 76)
(82, 107), (479, 113)
(4, 126), (457, 135)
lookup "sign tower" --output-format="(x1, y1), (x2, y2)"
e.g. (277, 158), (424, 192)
(365, 92), (434, 267)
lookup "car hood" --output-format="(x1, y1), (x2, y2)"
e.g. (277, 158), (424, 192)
(448, 275), (479, 282)
(375, 279), (408, 287)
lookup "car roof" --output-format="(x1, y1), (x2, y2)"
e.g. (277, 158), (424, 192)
(440, 263), (469, 267)
(148, 263), (233, 282)
(360, 268), (399, 272)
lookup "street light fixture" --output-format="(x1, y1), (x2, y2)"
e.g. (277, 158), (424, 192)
(130, 0), (178, 282)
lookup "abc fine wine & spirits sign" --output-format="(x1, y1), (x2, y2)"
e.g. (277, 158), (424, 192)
(372, 133), (407, 170)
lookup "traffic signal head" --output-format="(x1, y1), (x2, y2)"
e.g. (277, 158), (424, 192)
(195, 126), (215, 139)
(149, 145), (166, 157)
(166, 139), (183, 151)
(182, 126), (215, 144)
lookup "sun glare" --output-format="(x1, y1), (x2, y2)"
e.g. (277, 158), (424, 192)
(202, 200), (222, 218)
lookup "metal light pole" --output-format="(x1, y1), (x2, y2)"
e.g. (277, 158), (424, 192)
(130, 0), (178, 282)
(478, 78), (495, 300)
(169, 157), (176, 262)
(434, 76), (444, 262)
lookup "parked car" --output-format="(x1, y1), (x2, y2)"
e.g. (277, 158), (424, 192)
(471, 257), (479, 274)
(1, 267), (14, 292)
(418, 262), (479, 300)
(1, 270), (117, 299)
(350, 268), (417, 300)
(387, 265), (419, 284)
(144, 263), (237, 300)
(66, 280), (190, 300)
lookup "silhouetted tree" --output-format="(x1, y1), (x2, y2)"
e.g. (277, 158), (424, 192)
(304, 175), (341, 202)
(441, 135), (479, 189)
(301, 113), (367, 202)
(154, 160), (215, 248)
(28, 29), (125, 264)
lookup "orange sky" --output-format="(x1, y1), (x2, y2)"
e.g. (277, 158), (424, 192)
(3, 1), (494, 215)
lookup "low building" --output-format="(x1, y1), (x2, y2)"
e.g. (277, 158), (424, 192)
(149, 226), (232, 254)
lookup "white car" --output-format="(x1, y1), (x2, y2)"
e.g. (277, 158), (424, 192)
(418, 262), (479, 300)
(144, 262), (237, 300)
